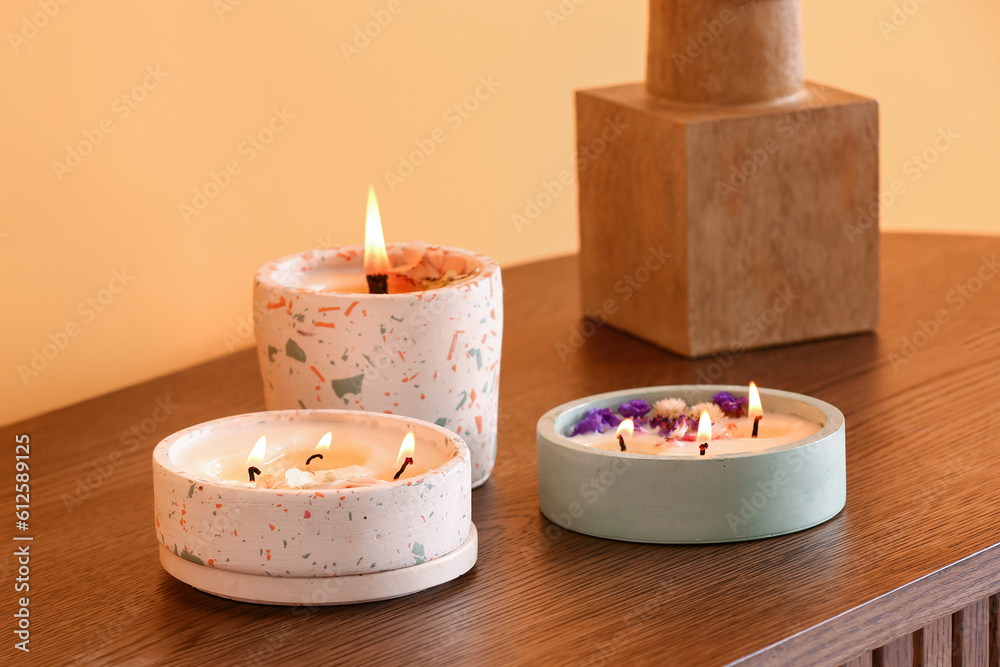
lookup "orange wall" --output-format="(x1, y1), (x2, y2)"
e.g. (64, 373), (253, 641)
(2, 1), (998, 425)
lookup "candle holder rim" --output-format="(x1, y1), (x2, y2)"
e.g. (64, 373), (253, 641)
(152, 409), (470, 491)
(254, 243), (500, 298)
(537, 385), (844, 460)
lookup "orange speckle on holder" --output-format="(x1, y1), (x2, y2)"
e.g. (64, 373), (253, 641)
(344, 301), (359, 317)
(267, 297), (287, 309)
(310, 365), (326, 382)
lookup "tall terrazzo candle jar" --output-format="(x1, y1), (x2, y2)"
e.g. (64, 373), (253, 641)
(254, 243), (503, 487)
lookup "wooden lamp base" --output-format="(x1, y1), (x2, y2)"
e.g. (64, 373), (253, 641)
(577, 1), (879, 358)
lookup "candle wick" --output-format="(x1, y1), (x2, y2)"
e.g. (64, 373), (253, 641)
(617, 434), (627, 452)
(305, 453), (324, 466)
(248, 466), (262, 482)
(393, 456), (414, 481)
(699, 443), (708, 456)
(752, 416), (761, 439)
(366, 274), (388, 295)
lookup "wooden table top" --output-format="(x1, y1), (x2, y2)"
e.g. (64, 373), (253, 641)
(4, 233), (1000, 666)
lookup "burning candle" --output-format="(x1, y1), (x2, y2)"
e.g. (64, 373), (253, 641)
(749, 381), (763, 438)
(536, 385), (847, 544)
(254, 188), (504, 488)
(697, 410), (711, 456)
(616, 418), (633, 451)
(153, 410), (478, 604)
(364, 186), (391, 294)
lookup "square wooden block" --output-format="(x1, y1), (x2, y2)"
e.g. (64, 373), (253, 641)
(576, 81), (880, 358)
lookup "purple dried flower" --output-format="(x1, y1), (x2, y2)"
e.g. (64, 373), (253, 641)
(570, 407), (622, 436)
(619, 399), (651, 419)
(713, 391), (749, 418)
(653, 414), (687, 438)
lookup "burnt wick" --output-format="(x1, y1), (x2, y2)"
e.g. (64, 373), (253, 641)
(752, 417), (761, 439)
(248, 466), (262, 482)
(618, 434), (627, 452)
(305, 453), (324, 466)
(393, 456), (414, 480)
(366, 274), (388, 295)
(699, 443), (708, 456)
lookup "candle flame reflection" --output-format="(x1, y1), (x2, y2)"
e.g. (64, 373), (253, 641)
(364, 186), (391, 275)
(748, 381), (763, 420)
(697, 411), (712, 443)
(396, 432), (415, 466)
(246, 435), (267, 466)
(615, 418), (634, 440)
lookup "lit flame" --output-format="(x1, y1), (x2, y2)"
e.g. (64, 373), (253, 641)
(246, 435), (267, 466)
(748, 381), (763, 420)
(697, 411), (712, 443)
(615, 418), (634, 440)
(316, 431), (332, 454)
(364, 185), (391, 275)
(396, 432), (415, 466)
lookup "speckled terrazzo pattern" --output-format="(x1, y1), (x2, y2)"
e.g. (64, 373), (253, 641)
(153, 411), (473, 577)
(254, 246), (503, 487)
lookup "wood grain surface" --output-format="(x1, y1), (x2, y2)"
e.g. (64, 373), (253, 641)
(646, 0), (804, 105)
(576, 79), (879, 357)
(3, 233), (1000, 666)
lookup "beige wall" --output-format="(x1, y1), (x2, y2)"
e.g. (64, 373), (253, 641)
(2, 0), (998, 425)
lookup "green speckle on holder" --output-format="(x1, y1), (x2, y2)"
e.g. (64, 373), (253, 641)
(390, 315), (403, 322)
(180, 550), (204, 566)
(331, 373), (364, 398)
(267, 345), (278, 362)
(455, 391), (468, 410)
(412, 542), (426, 564)
(302, 553), (310, 559)
(187, 482), (196, 498)
(298, 400), (306, 409)
(349, 512), (352, 521)
(467, 348), (483, 370)
(286, 338), (307, 363)
(293, 313), (305, 322)
(435, 418), (447, 427)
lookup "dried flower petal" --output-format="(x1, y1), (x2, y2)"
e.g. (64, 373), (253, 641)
(284, 467), (315, 489)
(619, 399), (651, 419)
(652, 414), (687, 438)
(688, 402), (724, 424)
(652, 398), (687, 420)
(570, 407), (622, 436)
(713, 391), (749, 417)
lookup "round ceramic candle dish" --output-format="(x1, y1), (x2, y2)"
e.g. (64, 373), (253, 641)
(153, 410), (476, 605)
(254, 244), (503, 489)
(536, 386), (846, 544)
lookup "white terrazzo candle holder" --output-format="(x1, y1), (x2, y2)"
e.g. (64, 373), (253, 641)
(254, 245), (503, 488)
(153, 410), (476, 605)
(536, 386), (846, 544)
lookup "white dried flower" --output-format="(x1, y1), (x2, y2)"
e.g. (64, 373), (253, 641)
(284, 467), (315, 489)
(652, 398), (688, 420)
(688, 402), (724, 424)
